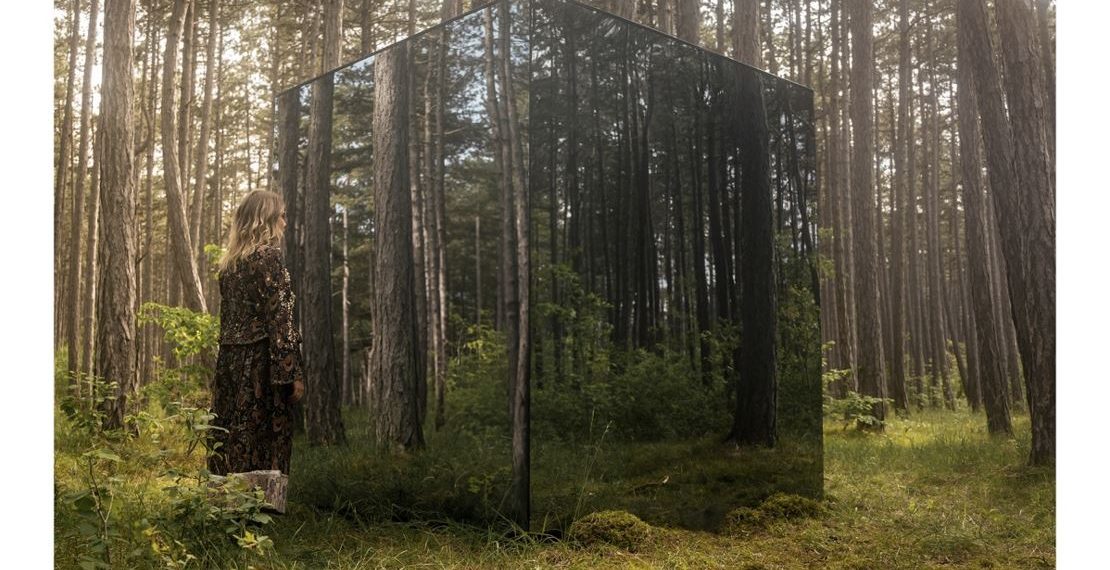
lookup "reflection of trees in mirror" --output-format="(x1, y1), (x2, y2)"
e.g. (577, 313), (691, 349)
(275, 0), (820, 532)
(528, 0), (820, 531)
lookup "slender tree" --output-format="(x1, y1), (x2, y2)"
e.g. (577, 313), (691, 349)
(955, 6), (1012, 435)
(56, 0), (81, 348)
(848, 0), (886, 426)
(65, 0), (102, 379)
(96, 0), (139, 430)
(191, 0), (220, 259)
(161, 0), (207, 312)
(499, 0), (531, 528)
(887, 0), (911, 413)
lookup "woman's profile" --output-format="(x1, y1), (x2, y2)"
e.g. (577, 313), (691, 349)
(207, 190), (305, 478)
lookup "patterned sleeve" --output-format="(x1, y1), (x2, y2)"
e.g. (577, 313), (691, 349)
(260, 247), (303, 386)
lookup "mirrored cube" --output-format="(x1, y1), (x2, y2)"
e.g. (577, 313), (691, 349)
(276, 0), (821, 533)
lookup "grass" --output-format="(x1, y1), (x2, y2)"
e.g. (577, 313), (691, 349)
(56, 395), (1055, 569)
(264, 410), (1054, 569)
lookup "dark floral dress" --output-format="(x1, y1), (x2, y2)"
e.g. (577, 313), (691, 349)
(207, 244), (303, 476)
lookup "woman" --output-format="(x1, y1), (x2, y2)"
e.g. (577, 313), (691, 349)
(208, 190), (305, 477)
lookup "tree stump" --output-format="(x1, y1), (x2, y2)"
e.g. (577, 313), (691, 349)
(208, 470), (288, 514)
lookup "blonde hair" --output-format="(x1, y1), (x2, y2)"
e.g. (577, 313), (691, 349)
(220, 190), (286, 273)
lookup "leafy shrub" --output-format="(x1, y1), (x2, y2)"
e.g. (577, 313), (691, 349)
(567, 510), (652, 550)
(824, 390), (892, 429)
(56, 303), (278, 568)
(138, 302), (219, 364)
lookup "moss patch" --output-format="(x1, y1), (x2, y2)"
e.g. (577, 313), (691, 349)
(723, 492), (826, 535)
(567, 510), (653, 550)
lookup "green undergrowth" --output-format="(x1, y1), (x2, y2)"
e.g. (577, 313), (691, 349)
(273, 410), (1054, 569)
(56, 388), (1054, 568)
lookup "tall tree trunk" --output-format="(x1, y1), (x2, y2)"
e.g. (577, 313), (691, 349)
(887, 0), (911, 413)
(848, 0), (885, 426)
(830, 0), (855, 387)
(178, 0), (199, 280)
(498, 0), (530, 529)
(827, 0), (844, 375)
(993, 0), (1056, 465)
(955, 8), (1011, 435)
(161, 0), (207, 312)
(763, 0), (778, 75)
(191, 0), (220, 262)
(658, 0), (674, 36)
(905, 94), (924, 406)
(341, 208), (350, 407)
(81, 125), (103, 378)
(730, 66), (776, 446)
(56, 0), (82, 350)
(985, 195), (1023, 408)
(65, 0), (102, 379)
(732, 0), (760, 66)
(142, 5), (159, 386)
(676, 0), (699, 44)
(210, 22), (224, 315)
(431, 6), (453, 431)
(369, 41), (424, 450)
(962, 0), (1051, 463)
(1034, 0), (1055, 166)
(713, 0), (723, 51)
(923, 6), (955, 409)
(947, 96), (974, 408)
(303, 0), (347, 446)
(361, 0), (372, 53)
(406, 11), (427, 424)
(96, 0), (139, 431)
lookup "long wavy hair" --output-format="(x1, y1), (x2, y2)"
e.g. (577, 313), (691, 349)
(220, 190), (285, 273)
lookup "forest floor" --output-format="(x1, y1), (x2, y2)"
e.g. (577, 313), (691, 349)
(264, 411), (1054, 569)
(56, 395), (1055, 569)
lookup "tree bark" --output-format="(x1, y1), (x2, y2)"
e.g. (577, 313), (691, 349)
(96, 0), (139, 431)
(676, 0), (699, 44)
(887, 0), (911, 413)
(56, 0), (82, 349)
(1034, 0), (1054, 166)
(497, 0), (530, 529)
(341, 209), (350, 406)
(848, 0), (885, 425)
(732, 0), (761, 66)
(141, 3), (159, 386)
(369, 41), (424, 451)
(993, 0), (1056, 465)
(923, 6), (955, 409)
(65, 0), (102, 379)
(431, 11), (451, 431)
(81, 125), (103, 378)
(303, 0), (347, 446)
(191, 0), (220, 262)
(179, 0), (197, 194)
(161, 0), (207, 312)
(955, 10), (1012, 435)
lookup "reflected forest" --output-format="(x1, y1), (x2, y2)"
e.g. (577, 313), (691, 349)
(278, 0), (820, 531)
